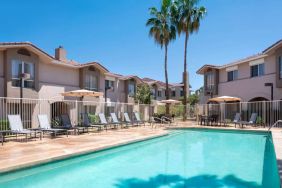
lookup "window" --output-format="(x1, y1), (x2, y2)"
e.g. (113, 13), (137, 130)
(251, 64), (264, 77)
(165, 90), (168, 97)
(171, 90), (176, 97)
(128, 81), (135, 97)
(279, 56), (282, 79)
(11, 60), (35, 88)
(150, 89), (156, 97)
(157, 90), (162, 97)
(227, 70), (238, 82)
(85, 73), (98, 91)
(105, 80), (114, 91)
(180, 89), (184, 97)
(206, 72), (214, 90)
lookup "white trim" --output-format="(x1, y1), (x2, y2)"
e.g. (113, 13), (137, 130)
(249, 58), (264, 66)
(226, 66), (238, 72)
(105, 76), (116, 81)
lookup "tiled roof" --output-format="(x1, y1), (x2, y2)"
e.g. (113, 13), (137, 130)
(141, 77), (181, 88)
(196, 39), (282, 74)
(0, 42), (55, 60)
(263, 39), (282, 53)
(0, 42), (182, 86)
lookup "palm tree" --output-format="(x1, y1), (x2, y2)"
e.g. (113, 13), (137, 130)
(171, 0), (206, 120)
(146, 0), (176, 114)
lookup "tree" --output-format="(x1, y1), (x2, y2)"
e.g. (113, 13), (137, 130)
(171, 0), (206, 120)
(135, 84), (152, 104)
(146, 0), (176, 114)
(187, 93), (199, 105)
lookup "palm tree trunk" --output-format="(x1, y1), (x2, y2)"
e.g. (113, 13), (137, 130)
(183, 31), (189, 121)
(165, 44), (170, 115)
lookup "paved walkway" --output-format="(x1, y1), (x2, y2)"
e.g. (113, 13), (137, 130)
(0, 127), (168, 173)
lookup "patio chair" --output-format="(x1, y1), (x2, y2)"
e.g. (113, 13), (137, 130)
(98, 113), (114, 130)
(161, 115), (178, 126)
(37, 114), (68, 137)
(148, 116), (163, 128)
(133, 112), (146, 126)
(60, 114), (87, 134)
(238, 113), (258, 128)
(124, 113), (138, 127)
(80, 113), (105, 131)
(233, 113), (241, 127)
(110, 113), (124, 128)
(8, 115), (42, 142)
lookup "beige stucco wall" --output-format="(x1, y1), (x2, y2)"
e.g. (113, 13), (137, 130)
(39, 63), (79, 88)
(216, 53), (282, 102)
(38, 83), (80, 99)
(171, 86), (184, 100)
(218, 74), (281, 101)
(219, 55), (277, 83)
(5, 49), (39, 98)
(106, 78), (127, 103)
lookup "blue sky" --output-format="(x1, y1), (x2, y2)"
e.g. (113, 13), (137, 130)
(1, 0), (282, 91)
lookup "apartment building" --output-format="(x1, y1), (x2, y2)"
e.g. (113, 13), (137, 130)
(197, 39), (282, 104)
(0, 42), (185, 103)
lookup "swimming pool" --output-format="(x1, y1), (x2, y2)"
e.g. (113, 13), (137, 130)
(0, 129), (280, 188)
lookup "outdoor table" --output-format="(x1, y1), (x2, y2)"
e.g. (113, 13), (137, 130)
(200, 115), (213, 126)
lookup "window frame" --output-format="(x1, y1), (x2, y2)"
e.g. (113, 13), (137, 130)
(128, 81), (135, 97)
(171, 90), (176, 97)
(227, 70), (238, 82)
(84, 72), (98, 91)
(11, 60), (35, 89)
(105, 80), (115, 91)
(206, 72), (215, 90)
(251, 63), (264, 78)
(157, 90), (162, 97)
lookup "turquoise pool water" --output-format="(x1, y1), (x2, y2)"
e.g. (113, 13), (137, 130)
(0, 129), (280, 188)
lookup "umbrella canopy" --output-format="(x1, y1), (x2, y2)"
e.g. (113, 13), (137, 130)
(209, 96), (241, 103)
(61, 89), (103, 97)
(160, 99), (181, 104)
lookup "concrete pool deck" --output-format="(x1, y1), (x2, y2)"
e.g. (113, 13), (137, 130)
(0, 127), (168, 173)
(0, 121), (282, 184)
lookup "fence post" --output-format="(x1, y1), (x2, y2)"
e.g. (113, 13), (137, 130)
(239, 102), (242, 119)
(75, 100), (78, 125)
(263, 101), (266, 127)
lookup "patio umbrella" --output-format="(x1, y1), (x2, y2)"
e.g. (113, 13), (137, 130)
(209, 96), (241, 103)
(61, 89), (103, 98)
(208, 96), (241, 122)
(160, 99), (181, 104)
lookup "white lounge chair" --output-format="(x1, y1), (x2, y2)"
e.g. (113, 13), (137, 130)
(124, 113), (138, 126)
(38, 114), (68, 137)
(134, 112), (146, 126)
(110, 113), (123, 128)
(8, 115), (42, 142)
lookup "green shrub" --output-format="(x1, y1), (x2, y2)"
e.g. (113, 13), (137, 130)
(0, 119), (9, 130)
(88, 114), (99, 123)
(256, 116), (264, 124)
(51, 118), (61, 127)
(170, 105), (184, 117)
(157, 106), (166, 115)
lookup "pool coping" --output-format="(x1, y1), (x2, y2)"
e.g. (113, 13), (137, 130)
(0, 132), (169, 174)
